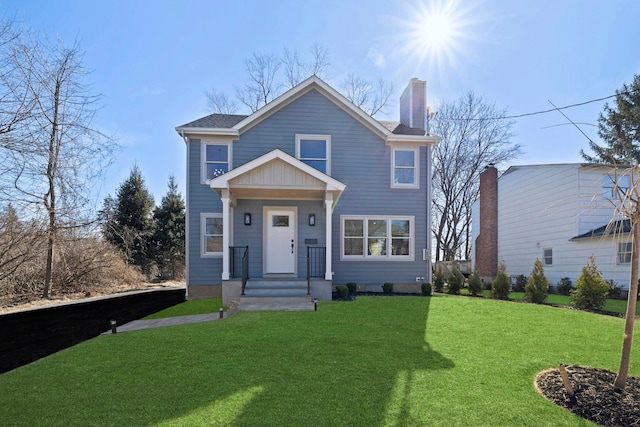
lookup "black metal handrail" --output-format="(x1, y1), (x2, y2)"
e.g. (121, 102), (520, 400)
(306, 246), (326, 295)
(230, 246), (249, 295)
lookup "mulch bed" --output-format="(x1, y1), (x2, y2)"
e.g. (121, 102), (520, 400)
(535, 365), (640, 426)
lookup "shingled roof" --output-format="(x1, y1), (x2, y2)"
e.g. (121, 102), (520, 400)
(570, 219), (631, 241)
(178, 113), (247, 129)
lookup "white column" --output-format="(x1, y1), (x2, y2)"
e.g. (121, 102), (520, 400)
(221, 190), (231, 280)
(324, 193), (333, 281)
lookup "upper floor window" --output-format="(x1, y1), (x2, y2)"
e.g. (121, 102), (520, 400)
(543, 248), (553, 266)
(296, 134), (330, 174)
(391, 147), (419, 189)
(618, 241), (632, 264)
(603, 174), (630, 199)
(202, 140), (232, 182)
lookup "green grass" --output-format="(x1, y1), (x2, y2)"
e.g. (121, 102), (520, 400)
(144, 298), (223, 319)
(1, 296), (638, 426)
(459, 289), (640, 315)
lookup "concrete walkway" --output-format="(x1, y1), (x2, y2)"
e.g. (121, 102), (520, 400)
(103, 312), (227, 334)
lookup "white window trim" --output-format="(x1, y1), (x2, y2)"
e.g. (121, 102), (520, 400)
(295, 134), (331, 174)
(391, 146), (420, 189)
(201, 213), (223, 258)
(543, 248), (553, 266)
(617, 241), (632, 265)
(340, 215), (414, 261)
(201, 140), (233, 184)
(603, 174), (630, 199)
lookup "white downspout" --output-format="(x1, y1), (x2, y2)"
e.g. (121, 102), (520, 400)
(181, 130), (190, 300)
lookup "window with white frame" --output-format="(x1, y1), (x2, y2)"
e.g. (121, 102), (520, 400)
(296, 134), (330, 174)
(543, 248), (553, 266)
(603, 174), (630, 199)
(201, 213), (223, 256)
(392, 147), (419, 188)
(202, 140), (232, 182)
(618, 241), (632, 264)
(341, 216), (414, 260)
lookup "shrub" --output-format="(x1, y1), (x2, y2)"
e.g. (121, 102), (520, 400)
(491, 261), (510, 300)
(467, 270), (483, 297)
(433, 271), (445, 293)
(382, 282), (394, 294)
(524, 259), (549, 304)
(571, 256), (609, 311)
(556, 277), (573, 295)
(346, 282), (357, 295)
(513, 274), (527, 292)
(447, 274), (462, 295)
(421, 282), (432, 296)
(335, 285), (349, 300)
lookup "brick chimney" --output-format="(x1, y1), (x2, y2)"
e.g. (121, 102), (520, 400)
(400, 78), (426, 131)
(475, 164), (498, 281)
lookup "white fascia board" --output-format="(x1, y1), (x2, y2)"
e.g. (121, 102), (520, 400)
(233, 76), (391, 139)
(175, 126), (239, 138)
(386, 134), (441, 147)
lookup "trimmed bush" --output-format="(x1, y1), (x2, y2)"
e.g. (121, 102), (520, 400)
(491, 261), (510, 300)
(346, 282), (357, 295)
(556, 277), (573, 295)
(571, 256), (609, 311)
(467, 270), (483, 297)
(421, 282), (432, 296)
(433, 271), (445, 293)
(447, 274), (462, 295)
(335, 285), (349, 300)
(513, 274), (527, 292)
(382, 282), (394, 294)
(524, 259), (549, 304)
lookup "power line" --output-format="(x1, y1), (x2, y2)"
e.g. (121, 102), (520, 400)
(440, 89), (638, 121)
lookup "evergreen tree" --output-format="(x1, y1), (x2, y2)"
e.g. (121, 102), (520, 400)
(152, 176), (186, 279)
(102, 166), (155, 271)
(524, 259), (549, 304)
(491, 261), (510, 300)
(571, 256), (609, 311)
(582, 74), (640, 164)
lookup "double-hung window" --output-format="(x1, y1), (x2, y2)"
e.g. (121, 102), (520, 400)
(296, 134), (330, 174)
(341, 216), (414, 260)
(618, 241), (632, 264)
(391, 147), (419, 188)
(543, 248), (553, 266)
(603, 174), (630, 199)
(201, 213), (223, 257)
(202, 140), (232, 182)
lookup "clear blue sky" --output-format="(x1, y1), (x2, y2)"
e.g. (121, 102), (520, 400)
(3, 0), (640, 203)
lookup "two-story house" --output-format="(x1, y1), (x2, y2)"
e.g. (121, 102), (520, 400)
(472, 163), (635, 293)
(176, 76), (440, 307)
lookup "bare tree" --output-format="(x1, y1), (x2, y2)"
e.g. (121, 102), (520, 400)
(431, 92), (520, 261)
(235, 52), (281, 113)
(341, 74), (394, 117)
(204, 88), (237, 115)
(282, 43), (331, 88)
(0, 34), (116, 298)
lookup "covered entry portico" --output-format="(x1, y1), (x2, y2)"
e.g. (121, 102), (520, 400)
(208, 149), (346, 283)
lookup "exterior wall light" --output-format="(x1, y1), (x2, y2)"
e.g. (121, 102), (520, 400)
(309, 213), (316, 226)
(244, 213), (252, 226)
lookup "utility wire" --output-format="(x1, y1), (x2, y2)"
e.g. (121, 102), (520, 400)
(441, 89), (638, 121)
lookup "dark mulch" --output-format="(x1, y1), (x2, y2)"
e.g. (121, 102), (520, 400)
(535, 365), (640, 426)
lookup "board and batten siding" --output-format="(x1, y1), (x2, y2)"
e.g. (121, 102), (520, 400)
(497, 164), (633, 289)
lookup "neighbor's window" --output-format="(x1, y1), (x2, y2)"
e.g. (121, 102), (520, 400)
(296, 134), (330, 174)
(341, 216), (414, 260)
(618, 241), (632, 264)
(603, 175), (630, 199)
(202, 140), (232, 181)
(392, 147), (419, 188)
(543, 248), (553, 266)
(202, 213), (223, 256)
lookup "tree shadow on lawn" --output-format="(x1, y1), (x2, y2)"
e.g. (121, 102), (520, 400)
(0, 296), (453, 426)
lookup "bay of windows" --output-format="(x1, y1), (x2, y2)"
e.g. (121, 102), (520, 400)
(342, 216), (413, 260)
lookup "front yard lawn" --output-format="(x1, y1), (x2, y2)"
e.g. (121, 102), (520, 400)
(0, 295), (637, 426)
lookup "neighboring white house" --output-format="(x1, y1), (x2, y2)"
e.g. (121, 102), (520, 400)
(472, 163), (636, 291)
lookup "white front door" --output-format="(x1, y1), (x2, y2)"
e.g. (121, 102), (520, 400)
(265, 208), (296, 274)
